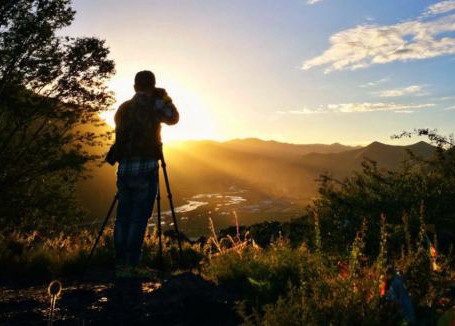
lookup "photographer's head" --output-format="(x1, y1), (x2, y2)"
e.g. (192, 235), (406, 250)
(134, 70), (156, 93)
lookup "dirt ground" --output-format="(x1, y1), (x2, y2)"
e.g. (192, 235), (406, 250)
(0, 272), (241, 325)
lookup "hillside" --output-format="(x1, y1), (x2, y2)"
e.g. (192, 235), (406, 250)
(78, 137), (435, 236)
(299, 140), (436, 178)
(222, 138), (361, 157)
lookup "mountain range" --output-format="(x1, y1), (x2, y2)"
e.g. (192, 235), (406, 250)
(78, 137), (435, 230)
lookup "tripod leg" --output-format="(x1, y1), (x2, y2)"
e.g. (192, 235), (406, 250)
(156, 179), (163, 260)
(86, 194), (118, 271)
(160, 158), (183, 259)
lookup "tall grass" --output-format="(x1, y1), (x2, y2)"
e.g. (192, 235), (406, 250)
(204, 212), (454, 326)
(0, 209), (453, 325)
(0, 229), (110, 280)
(0, 226), (203, 282)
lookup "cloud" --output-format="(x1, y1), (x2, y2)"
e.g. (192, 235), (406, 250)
(374, 85), (427, 97)
(307, 0), (323, 4)
(327, 102), (434, 112)
(277, 102), (435, 115)
(275, 108), (325, 114)
(438, 95), (455, 100)
(394, 110), (415, 114)
(302, 5), (455, 72)
(425, 1), (455, 16)
(444, 105), (455, 110)
(359, 77), (390, 88)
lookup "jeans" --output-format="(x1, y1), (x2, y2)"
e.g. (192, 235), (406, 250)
(114, 169), (158, 266)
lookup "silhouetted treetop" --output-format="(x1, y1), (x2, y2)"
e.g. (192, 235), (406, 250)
(0, 0), (116, 232)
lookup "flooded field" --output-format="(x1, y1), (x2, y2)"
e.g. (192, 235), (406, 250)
(151, 186), (305, 239)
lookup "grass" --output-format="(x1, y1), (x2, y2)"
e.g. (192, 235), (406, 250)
(0, 210), (453, 325)
(204, 212), (454, 326)
(0, 226), (204, 282)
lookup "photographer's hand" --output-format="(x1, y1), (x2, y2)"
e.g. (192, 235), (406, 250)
(154, 89), (179, 125)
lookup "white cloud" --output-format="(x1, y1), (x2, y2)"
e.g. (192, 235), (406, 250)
(327, 102), (434, 112)
(359, 77), (390, 88)
(302, 5), (455, 72)
(394, 110), (415, 114)
(277, 102), (435, 114)
(425, 1), (455, 16)
(438, 95), (455, 100)
(375, 85), (427, 97)
(276, 107), (325, 114)
(307, 0), (323, 4)
(444, 105), (455, 110)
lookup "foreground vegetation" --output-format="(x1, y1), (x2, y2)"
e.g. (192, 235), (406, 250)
(206, 213), (454, 326)
(1, 208), (454, 325)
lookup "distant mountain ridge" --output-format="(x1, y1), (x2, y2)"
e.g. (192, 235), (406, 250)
(299, 140), (435, 177)
(169, 138), (361, 157)
(222, 138), (362, 156)
(78, 136), (436, 222)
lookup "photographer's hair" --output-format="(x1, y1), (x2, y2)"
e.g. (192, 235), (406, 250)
(134, 70), (156, 92)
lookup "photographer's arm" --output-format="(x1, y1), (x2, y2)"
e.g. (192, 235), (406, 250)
(155, 89), (179, 125)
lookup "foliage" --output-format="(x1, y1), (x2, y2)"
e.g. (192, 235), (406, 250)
(0, 226), (204, 282)
(0, 207), (453, 325)
(205, 214), (454, 326)
(0, 229), (111, 281)
(0, 0), (115, 233)
(310, 130), (455, 255)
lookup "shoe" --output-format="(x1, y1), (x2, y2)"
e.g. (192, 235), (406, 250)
(115, 265), (134, 279)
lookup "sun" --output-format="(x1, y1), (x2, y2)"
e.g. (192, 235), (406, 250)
(100, 77), (218, 143)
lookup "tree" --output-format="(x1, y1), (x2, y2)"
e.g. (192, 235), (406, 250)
(0, 0), (115, 233)
(311, 129), (455, 254)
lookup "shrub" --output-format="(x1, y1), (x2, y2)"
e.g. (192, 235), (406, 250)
(204, 214), (454, 326)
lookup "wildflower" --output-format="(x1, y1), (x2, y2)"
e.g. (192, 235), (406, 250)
(379, 275), (386, 297)
(426, 236), (441, 272)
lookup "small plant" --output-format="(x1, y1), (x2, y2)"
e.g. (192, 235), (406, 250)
(402, 212), (413, 256)
(313, 212), (322, 255)
(205, 211), (454, 326)
(206, 212), (257, 258)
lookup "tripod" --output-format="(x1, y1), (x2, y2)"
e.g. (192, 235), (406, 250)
(86, 147), (183, 270)
(155, 148), (183, 260)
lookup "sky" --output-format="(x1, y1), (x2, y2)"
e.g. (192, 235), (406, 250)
(64, 0), (455, 145)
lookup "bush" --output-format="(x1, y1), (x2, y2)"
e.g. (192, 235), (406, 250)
(311, 130), (455, 256)
(204, 215), (454, 326)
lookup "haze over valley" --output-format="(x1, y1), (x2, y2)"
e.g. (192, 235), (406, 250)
(79, 137), (435, 238)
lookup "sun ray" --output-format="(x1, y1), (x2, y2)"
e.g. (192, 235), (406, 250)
(100, 77), (218, 143)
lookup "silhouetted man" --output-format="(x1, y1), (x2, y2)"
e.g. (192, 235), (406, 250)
(109, 70), (179, 278)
